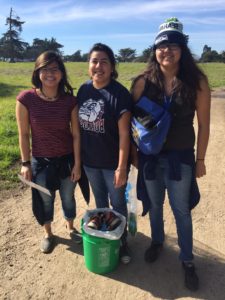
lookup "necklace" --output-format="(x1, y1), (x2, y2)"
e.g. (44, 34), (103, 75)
(163, 93), (173, 110)
(39, 89), (58, 101)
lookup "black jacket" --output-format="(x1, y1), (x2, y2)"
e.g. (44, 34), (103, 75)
(31, 154), (90, 225)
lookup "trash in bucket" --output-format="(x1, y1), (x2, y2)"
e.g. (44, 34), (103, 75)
(87, 210), (122, 231)
(82, 208), (126, 274)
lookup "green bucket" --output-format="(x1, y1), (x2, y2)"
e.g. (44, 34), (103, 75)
(82, 226), (120, 274)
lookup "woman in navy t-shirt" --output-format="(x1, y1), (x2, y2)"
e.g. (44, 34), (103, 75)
(78, 43), (132, 264)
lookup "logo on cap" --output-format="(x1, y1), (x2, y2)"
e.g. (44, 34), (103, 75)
(155, 34), (168, 45)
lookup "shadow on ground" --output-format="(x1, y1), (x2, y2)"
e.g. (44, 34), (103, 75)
(54, 235), (83, 256)
(0, 83), (28, 97)
(81, 232), (225, 300)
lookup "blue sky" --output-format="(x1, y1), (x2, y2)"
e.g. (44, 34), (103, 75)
(0, 0), (225, 57)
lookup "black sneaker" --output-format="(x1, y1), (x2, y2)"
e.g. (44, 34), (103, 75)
(182, 262), (199, 291)
(120, 243), (131, 264)
(144, 242), (163, 263)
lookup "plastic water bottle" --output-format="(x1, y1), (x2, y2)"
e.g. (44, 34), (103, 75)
(126, 166), (137, 236)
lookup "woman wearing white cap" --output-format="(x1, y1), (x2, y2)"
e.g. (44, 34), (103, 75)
(131, 18), (211, 291)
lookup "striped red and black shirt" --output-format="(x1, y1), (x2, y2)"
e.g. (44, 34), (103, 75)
(17, 89), (77, 157)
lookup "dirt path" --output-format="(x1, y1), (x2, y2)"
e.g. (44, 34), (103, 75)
(1, 91), (225, 300)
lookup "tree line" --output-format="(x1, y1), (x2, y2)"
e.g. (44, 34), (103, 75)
(0, 8), (224, 63)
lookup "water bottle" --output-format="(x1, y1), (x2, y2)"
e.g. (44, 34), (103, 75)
(126, 166), (137, 236)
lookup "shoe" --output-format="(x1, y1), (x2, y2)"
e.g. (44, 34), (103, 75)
(144, 242), (163, 263)
(182, 262), (199, 291)
(120, 243), (131, 264)
(69, 228), (82, 244)
(40, 236), (55, 253)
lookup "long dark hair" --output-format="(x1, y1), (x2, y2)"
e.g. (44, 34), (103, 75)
(139, 44), (207, 105)
(32, 51), (73, 95)
(88, 43), (118, 79)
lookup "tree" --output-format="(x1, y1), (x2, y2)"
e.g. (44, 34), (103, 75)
(23, 38), (63, 60)
(81, 53), (88, 62)
(70, 50), (82, 62)
(64, 51), (88, 62)
(135, 46), (153, 62)
(0, 7), (27, 62)
(221, 51), (225, 63)
(117, 48), (136, 62)
(202, 45), (211, 54)
(200, 45), (221, 62)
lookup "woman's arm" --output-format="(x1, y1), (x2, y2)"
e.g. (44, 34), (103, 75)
(129, 77), (146, 168)
(71, 105), (81, 182)
(131, 76), (145, 102)
(195, 78), (211, 178)
(16, 101), (32, 181)
(114, 111), (131, 188)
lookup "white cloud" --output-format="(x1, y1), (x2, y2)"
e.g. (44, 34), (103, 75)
(0, 0), (224, 56)
(6, 0), (225, 26)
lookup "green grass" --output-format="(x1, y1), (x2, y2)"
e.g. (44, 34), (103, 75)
(0, 61), (225, 190)
(199, 63), (225, 89)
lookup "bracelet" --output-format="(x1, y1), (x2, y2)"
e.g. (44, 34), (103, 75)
(22, 160), (31, 167)
(197, 158), (205, 161)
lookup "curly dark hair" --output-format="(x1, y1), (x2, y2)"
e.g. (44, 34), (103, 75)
(31, 51), (73, 95)
(88, 43), (118, 79)
(138, 44), (207, 105)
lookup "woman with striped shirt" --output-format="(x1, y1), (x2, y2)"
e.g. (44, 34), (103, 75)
(16, 51), (82, 253)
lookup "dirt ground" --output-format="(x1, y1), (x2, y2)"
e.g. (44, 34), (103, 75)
(1, 90), (225, 300)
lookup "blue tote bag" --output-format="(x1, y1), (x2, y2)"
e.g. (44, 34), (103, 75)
(131, 96), (171, 155)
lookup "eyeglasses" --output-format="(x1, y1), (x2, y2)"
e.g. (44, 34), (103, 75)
(89, 58), (110, 65)
(156, 43), (180, 51)
(40, 67), (61, 74)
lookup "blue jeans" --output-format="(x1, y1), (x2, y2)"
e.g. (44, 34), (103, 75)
(144, 158), (193, 261)
(84, 166), (128, 218)
(33, 165), (76, 224)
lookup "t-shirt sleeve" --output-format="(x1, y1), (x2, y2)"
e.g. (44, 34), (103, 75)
(16, 90), (32, 109)
(115, 86), (133, 119)
(77, 82), (89, 106)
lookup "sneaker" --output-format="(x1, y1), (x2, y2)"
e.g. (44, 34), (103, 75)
(182, 262), (199, 291)
(144, 242), (163, 263)
(69, 228), (82, 244)
(40, 236), (55, 253)
(120, 243), (131, 264)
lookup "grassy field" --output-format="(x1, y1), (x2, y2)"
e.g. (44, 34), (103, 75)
(0, 62), (225, 190)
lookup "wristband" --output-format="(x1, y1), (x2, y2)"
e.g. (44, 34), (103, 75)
(197, 158), (204, 161)
(22, 160), (31, 167)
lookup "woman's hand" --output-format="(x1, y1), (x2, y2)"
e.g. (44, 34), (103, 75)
(196, 160), (206, 178)
(114, 169), (127, 188)
(20, 165), (32, 181)
(71, 164), (81, 182)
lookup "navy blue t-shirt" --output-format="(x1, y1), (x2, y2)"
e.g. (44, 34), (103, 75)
(77, 80), (132, 169)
